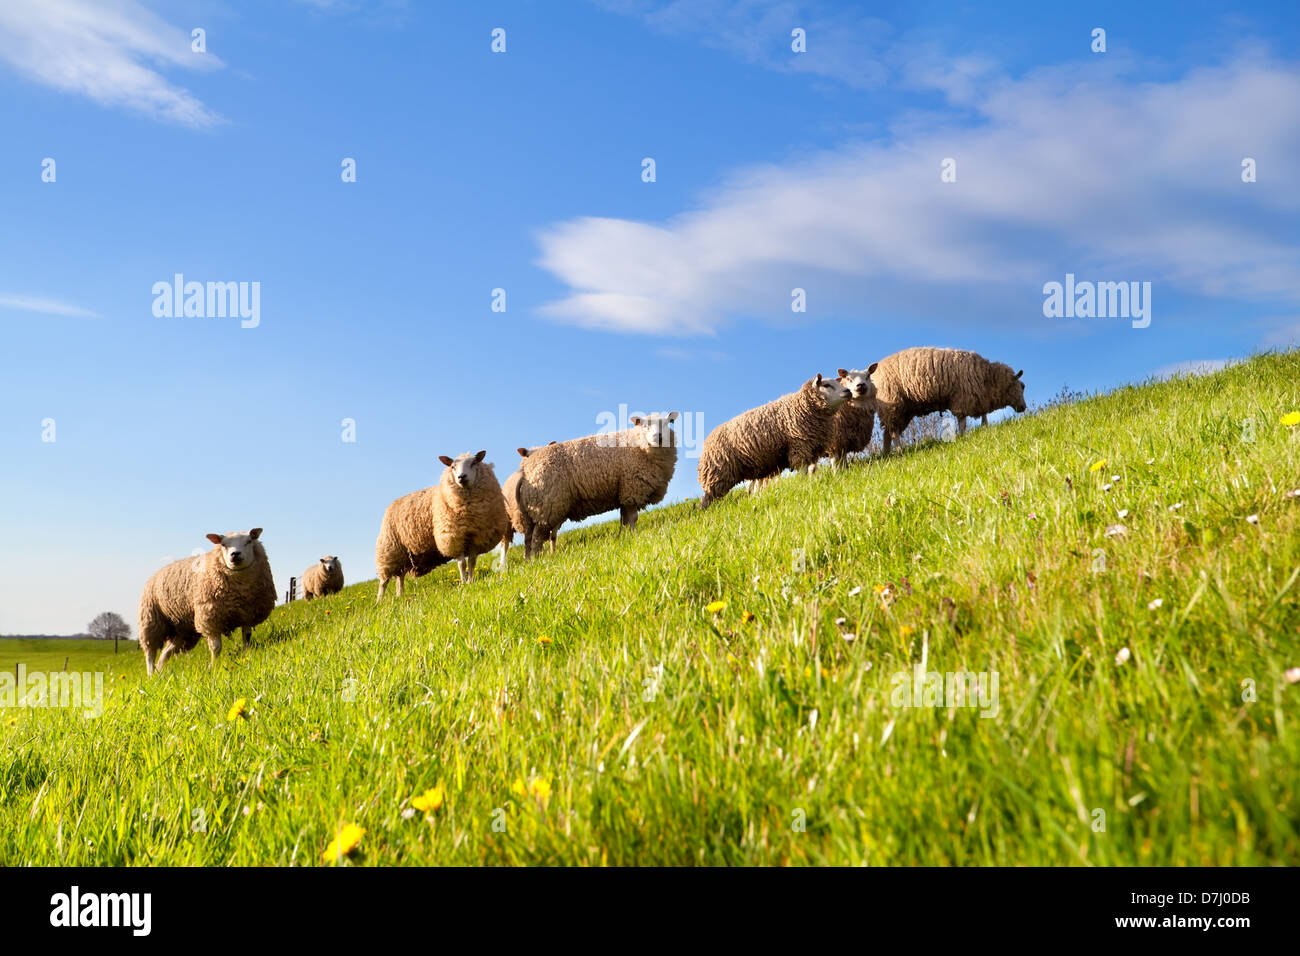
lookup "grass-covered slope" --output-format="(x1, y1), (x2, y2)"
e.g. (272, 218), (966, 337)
(3, 353), (1299, 865)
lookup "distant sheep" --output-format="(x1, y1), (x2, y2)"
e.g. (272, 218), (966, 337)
(499, 443), (557, 565)
(824, 365), (878, 465)
(138, 528), (276, 676)
(515, 413), (679, 559)
(301, 556), (343, 600)
(698, 374), (850, 506)
(375, 451), (510, 599)
(872, 347), (1026, 454)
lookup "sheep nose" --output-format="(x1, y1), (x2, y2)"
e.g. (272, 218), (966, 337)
(230, 551), (242, 561)
(457, 475), (469, 486)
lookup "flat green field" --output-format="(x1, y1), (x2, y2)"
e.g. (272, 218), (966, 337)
(0, 639), (137, 679)
(2, 352), (1298, 865)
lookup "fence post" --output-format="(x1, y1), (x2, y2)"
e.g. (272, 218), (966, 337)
(288, 576), (297, 603)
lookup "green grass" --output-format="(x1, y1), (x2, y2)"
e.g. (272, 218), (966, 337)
(4, 352), (1300, 866)
(0, 639), (136, 679)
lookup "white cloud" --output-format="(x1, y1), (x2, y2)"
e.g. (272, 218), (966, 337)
(1153, 359), (1233, 379)
(0, 293), (100, 318)
(0, 0), (224, 127)
(536, 54), (1300, 336)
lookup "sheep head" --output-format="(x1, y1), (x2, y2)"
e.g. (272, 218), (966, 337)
(204, 528), (263, 572)
(630, 411), (679, 448)
(439, 450), (488, 490)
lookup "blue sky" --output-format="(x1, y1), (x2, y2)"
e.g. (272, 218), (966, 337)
(1, 0), (1297, 634)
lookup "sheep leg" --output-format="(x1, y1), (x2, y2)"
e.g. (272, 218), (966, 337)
(620, 505), (639, 531)
(375, 576), (387, 602)
(394, 573), (405, 598)
(155, 642), (180, 673)
(241, 625), (253, 651)
(548, 532), (557, 554)
(144, 645), (157, 676)
(981, 414), (988, 427)
(957, 416), (968, 436)
(206, 634), (223, 665)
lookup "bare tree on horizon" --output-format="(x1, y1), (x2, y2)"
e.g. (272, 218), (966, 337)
(87, 611), (132, 654)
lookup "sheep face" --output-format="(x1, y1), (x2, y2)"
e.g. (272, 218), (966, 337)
(204, 528), (263, 572)
(631, 412), (679, 448)
(439, 450), (488, 489)
(319, 556), (339, 574)
(836, 365), (878, 403)
(1001, 368), (1027, 413)
(813, 374), (852, 409)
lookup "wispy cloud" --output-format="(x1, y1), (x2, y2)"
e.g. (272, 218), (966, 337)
(0, 293), (101, 318)
(1153, 359), (1233, 379)
(536, 54), (1300, 336)
(0, 0), (224, 127)
(591, 0), (997, 95)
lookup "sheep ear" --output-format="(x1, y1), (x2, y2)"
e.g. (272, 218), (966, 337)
(837, 368), (849, 378)
(548, 440), (557, 445)
(474, 450), (487, 463)
(667, 411), (679, 422)
(1016, 369), (1024, 379)
(320, 558), (328, 565)
(249, 528), (262, 539)
(205, 533), (223, 545)
(517, 447), (529, 458)
(438, 455), (454, 467)
(815, 373), (823, 384)
(630, 416), (643, 426)
(868, 362), (879, 375)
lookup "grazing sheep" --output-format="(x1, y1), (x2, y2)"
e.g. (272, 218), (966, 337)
(872, 347), (1026, 454)
(301, 556), (343, 600)
(375, 451), (510, 599)
(824, 365), (879, 466)
(698, 374), (851, 507)
(499, 443), (557, 565)
(138, 528), (276, 676)
(515, 413), (679, 559)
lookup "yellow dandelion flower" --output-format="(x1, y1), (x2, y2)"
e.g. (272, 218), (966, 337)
(1089, 459), (1107, 473)
(511, 777), (527, 798)
(537, 635), (552, 645)
(321, 823), (365, 862)
(227, 698), (248, 721)
(900, 625), (915, 638)
(705, 600), (727, 614)
(411, 784), (445, 813)
(1281, 411), (1300, 427)
(741, 610), (755, 623)
(529, 778), (551, 805)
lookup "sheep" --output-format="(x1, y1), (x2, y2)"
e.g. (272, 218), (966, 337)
(514, 413), (679, 559)
(138, 528), (276, 676)
(375, 450), (510, 599)
(697, 374), (850, 507)
(498, 443), (557, 566)
(824, 365), (879, 466)
(301, 556), (343, 600)
(871, 347), (1026, 454)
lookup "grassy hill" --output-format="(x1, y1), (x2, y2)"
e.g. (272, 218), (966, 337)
(3, 352), (1299, 865)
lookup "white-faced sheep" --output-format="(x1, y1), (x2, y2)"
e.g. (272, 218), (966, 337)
(301, 556), (343, 600)
(698, 374), (850, 506)
(514, 413), (679, 559)
(824, 365), (879, 465)
(138, 528), (276, 676)
(499, 443), (557, 565)
(871, 347), (1026, 454)
(375, 451), (510, 599)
